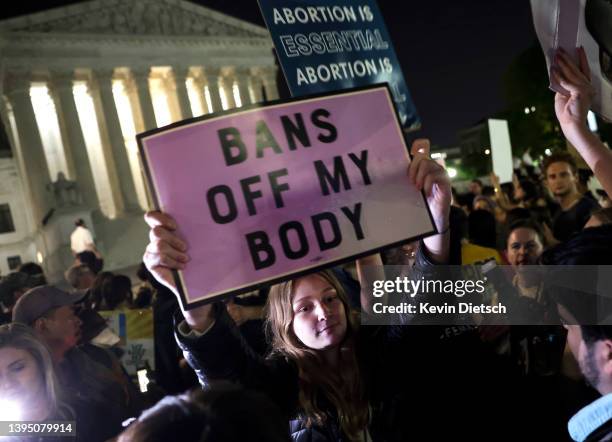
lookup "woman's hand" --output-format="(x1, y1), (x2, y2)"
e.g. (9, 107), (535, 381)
(408, 139), (451, 263)
(551, 47), (612, 201)
(143, 211), (214, 332)
(143, 211), (189, 294)
(552, 47), (594, 145)
(408, 139), (451, 233)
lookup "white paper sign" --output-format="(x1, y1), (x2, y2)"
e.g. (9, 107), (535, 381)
(488, 119), (514, 184)
(531, 0), (612, 122)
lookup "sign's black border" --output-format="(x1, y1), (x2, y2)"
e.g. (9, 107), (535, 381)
(137, 83), (438, 310)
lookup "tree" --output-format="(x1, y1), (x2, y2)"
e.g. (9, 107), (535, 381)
(499, 42), (567, 159)
(500, 42), (611, 157)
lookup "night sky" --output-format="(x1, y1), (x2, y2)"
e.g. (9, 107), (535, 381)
(1, 0), (538, 147)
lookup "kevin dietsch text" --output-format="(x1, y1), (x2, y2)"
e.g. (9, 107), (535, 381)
(370, 277), (507, 315)
(372, 302), (507, 315)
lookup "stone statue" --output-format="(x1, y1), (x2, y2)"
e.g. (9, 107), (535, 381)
(47, 172), (82, 207)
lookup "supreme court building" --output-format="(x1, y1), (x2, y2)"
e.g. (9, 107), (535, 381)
(0, 0), (278, 281)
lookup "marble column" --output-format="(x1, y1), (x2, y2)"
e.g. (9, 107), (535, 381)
(93, 68), (140, 212)
(172, 66), (193, 120)
(249, 70), (264, 104)
(86, 76), (123, 215)
(48, 71), (99, 209)
(261, 66), (280, 101)
(190, 70), (209, 115)
(4, 72), (52, 225)
(130, 67), (157, 130)
(234, 68), (251, 107)
(220, 71), (236, 109)
(0, 99), (36, 233)
(123, 75), (155, 208)
(202, 67), (223, 113)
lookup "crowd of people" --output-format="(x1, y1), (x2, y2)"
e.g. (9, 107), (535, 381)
(0, 47), (611, 441)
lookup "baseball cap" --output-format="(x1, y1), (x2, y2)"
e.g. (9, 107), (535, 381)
(0, 272), (37, 307)
(12, 285), (87, 325)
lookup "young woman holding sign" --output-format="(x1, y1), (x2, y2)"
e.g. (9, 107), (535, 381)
(143, 139), (451, 441)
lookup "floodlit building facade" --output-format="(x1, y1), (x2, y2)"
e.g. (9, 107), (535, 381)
(0, 0), (278, 280)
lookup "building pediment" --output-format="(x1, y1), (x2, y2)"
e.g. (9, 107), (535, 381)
(0, 0), (269, 39)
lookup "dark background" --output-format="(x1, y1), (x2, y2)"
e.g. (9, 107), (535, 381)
(0, 0), (538, 148)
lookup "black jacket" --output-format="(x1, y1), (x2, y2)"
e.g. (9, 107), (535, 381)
(175, 244), (447, 442)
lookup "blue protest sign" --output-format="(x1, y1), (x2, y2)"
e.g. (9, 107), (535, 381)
(258, 1), (420, 130)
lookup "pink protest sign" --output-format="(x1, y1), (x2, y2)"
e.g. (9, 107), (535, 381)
(138, 85), (435, 309)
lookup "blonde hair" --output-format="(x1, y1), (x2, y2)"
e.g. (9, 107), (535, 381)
(265, 270), (368, 440)
(0, 322), (61, 417)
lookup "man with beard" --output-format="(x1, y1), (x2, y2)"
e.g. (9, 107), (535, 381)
(12, 286), (146, 442)
(561, 319), (612, 441)
(550, 236), (612, 442)
(543, 152), (599, 242)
